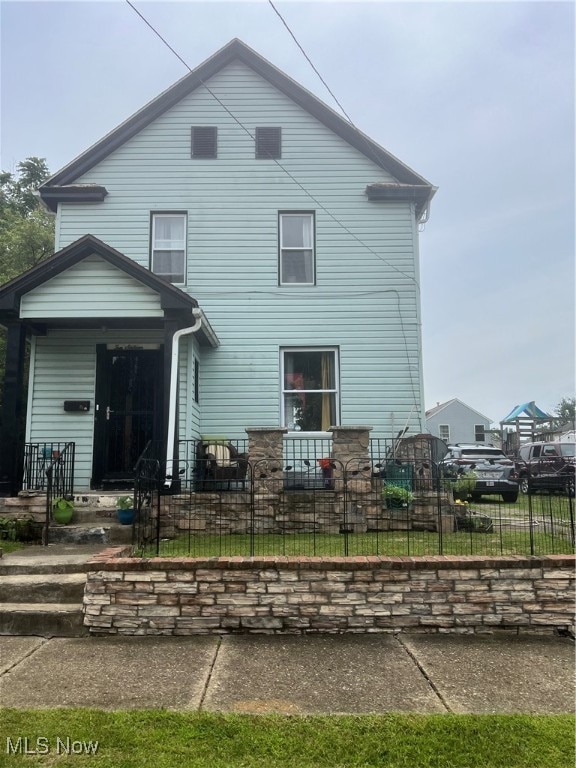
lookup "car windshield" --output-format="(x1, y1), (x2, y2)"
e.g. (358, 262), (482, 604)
(461, 450), (505, 459)
(559, 444), (576, 457)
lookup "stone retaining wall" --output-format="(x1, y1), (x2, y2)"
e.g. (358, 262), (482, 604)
(83, 551), (575, 636)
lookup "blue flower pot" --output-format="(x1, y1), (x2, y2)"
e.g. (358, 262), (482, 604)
(116, 508), (134, 526)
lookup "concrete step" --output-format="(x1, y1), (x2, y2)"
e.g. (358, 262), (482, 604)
(0, 573), (86, 603)
(0, 603), (86, 637)
(48, 522), (133, 546)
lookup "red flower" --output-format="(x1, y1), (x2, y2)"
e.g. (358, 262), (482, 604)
(317, 458), (332, 470)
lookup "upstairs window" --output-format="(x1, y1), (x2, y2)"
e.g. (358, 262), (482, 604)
(474, 424), (486, 442)
(256, 127), (281, 159)
(282, 348), (339, 432)
(279, 212), (315, 285)
(151, 213), (186, 284)
(191, 126), (217, 158)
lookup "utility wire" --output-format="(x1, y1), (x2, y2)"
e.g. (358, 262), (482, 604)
(124, 0), (418, 286)
(125, 0), (424, 431)
(267, 0), (354, 124)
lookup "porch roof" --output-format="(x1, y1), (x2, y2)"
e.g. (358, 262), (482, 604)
(0, 235), (218, 346)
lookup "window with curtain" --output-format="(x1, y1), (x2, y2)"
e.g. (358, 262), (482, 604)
(279, 212), (315, 285)
(151, 213), (186, 284)
(282, 348), (338, 431)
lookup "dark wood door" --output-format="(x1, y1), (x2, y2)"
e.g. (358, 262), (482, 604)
(92, 346), (163, 487)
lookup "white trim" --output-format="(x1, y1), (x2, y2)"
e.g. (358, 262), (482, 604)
(151, 212), (187, 286)
(279, 212), (315, 286)
(25, 335), (37, 441)
(280, 346), (339, 431)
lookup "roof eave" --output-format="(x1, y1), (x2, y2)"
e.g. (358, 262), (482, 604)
(40, 38), (435, 191)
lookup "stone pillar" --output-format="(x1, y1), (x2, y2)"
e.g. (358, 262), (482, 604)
(329, 426), (373, 533)
(246, 427), (287, 496)
(329, 425), (372, 471)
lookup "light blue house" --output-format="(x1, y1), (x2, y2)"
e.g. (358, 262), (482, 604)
(0, 39), (435, 492)
(426, 398), (492, 446)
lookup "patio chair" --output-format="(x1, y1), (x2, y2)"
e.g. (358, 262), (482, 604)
(196, 440), (249, 490)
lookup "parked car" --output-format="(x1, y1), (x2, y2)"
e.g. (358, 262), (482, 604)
(441, 444), (519, 503)
(515, 441), (575, 496)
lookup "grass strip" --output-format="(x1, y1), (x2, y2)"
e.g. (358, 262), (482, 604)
(0, 710), (574, 768)
(139, 529), (573, 558)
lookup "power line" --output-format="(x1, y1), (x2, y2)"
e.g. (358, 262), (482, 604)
(267, 0), (354, 124)
(124, 0), (419, 286)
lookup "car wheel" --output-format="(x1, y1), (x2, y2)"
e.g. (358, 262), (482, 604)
(470, 493), (482, 502)
(501, 492), (518, 503)
(519, 477), (532, 495)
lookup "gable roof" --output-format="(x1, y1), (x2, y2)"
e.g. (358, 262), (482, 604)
(425, 398), (492, 423)
(0, 234), (198, 316)
(39, 38), (435, 211)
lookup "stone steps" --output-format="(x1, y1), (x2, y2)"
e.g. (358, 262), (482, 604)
(0, 570), (88, 637)
(0, 602), (87, 637)
(0, 572), (86, 603)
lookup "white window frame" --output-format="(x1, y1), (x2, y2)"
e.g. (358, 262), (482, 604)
(151, 212), (187, 285)
(474, 424), (486, 442)
(280, 347), (339, 433)
(439, 424), (450, 443)
(279, 212), (315, 286)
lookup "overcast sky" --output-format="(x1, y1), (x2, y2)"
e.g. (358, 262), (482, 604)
(1, 0), (574, 426)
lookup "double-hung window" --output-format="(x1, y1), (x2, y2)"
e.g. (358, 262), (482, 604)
(151, 213), (186, 285)
(439, 424), (450, 443)
(281, 348), (338, 432)
(279, 212), (315, 285)
(474, 424), (486, 442)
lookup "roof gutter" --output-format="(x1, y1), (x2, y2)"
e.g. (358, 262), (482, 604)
(164, 308), (203, 488)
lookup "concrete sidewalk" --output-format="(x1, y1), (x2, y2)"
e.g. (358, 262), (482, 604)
(1, 632), (574, 714)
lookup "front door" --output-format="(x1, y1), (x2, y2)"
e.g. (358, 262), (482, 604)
(92, 346), (163, 488)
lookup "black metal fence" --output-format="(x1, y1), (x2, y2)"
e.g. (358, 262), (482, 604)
(133, 440), (575, 558)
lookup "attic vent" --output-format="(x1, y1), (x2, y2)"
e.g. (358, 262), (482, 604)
(191, 126), (217, 158)
(255, 127), (281, 159)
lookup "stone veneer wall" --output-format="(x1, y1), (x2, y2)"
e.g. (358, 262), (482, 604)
(84, 551), (575, 636)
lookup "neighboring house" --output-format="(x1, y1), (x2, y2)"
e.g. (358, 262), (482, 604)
(426, 399), (492, 446)
(0, 39), (435, 493)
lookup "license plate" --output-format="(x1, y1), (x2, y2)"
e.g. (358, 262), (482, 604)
(484, 481), (495, 486)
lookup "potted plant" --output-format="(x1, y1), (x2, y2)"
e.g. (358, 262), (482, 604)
(383, 484), (414, 509)
(116, 495), (135, 525)
(451, 471), (478, 502)
(52, 497), (74, 524)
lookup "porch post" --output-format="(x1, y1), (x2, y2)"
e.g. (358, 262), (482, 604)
(0, 321), (27, 495)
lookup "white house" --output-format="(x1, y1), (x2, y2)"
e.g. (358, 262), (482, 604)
(426, 398), (492, 445)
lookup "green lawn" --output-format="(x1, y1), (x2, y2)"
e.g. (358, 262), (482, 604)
(0, 540), (25, 554)
(0, 710), (574, 768)
(139, 528), (574, 558)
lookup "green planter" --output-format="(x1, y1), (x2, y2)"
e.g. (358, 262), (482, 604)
(52, 497), (74, 525)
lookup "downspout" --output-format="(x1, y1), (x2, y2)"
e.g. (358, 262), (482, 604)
(165, 307), (203, 488)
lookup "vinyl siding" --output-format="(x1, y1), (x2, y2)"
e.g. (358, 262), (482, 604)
(28, 329), (165, 488)
(47, 60), (424, 451)
(21, 255), (163, 319)
(426, 402), (492, 445)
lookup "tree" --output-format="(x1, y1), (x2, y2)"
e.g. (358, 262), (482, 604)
(553, 397), (576, 430)
(0, 157), (55, 405)
(0, 157), (54, 283)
